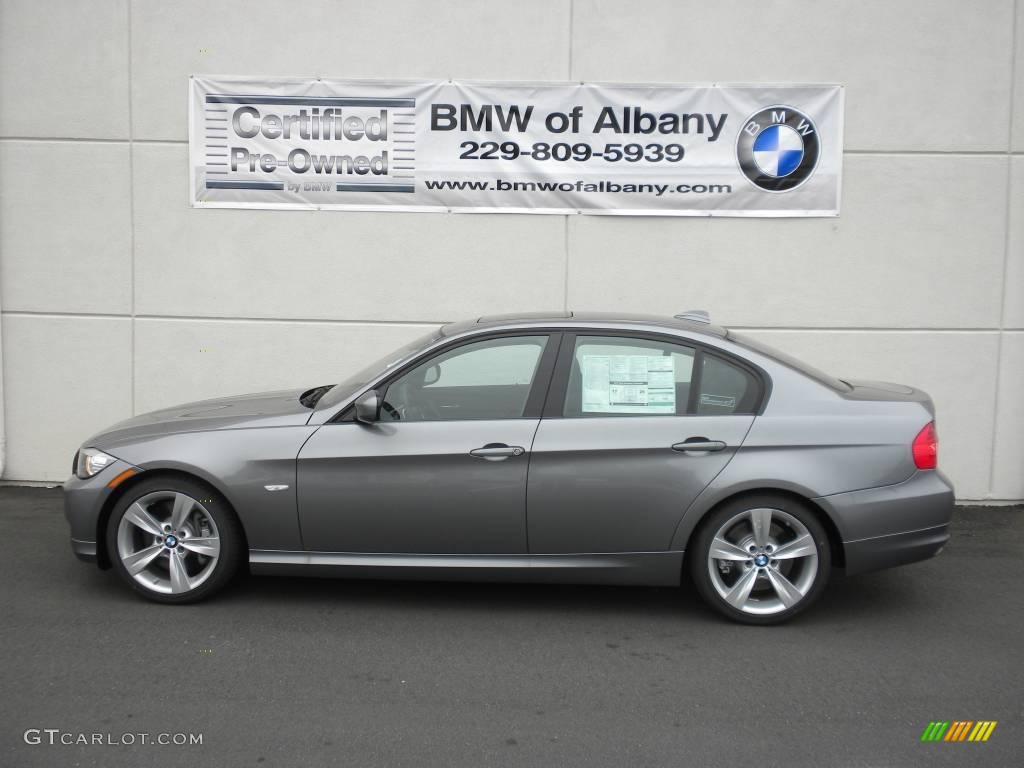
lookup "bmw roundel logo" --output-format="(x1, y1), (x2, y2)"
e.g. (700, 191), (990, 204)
(736, 106), (821, 192)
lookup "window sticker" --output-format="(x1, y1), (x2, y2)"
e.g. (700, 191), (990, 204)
(581, 355), (676, 414)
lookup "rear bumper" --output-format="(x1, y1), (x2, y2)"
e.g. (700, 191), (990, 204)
(816, 470), (955, 576)
(842, 523), (950, 576)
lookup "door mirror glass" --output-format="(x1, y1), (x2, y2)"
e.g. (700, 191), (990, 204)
(353, 390), (381, 424)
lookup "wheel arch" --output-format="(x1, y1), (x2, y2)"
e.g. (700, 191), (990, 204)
(676, 487), (846, 574)
(95, 467), (249, 569)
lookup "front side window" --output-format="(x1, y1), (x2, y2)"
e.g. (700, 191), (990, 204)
(315, 328), (443, 412)
(380, 336), (548, 422)
(564, 336), (696, 417)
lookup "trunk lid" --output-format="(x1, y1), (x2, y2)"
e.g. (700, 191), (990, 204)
(841, 379), (936, 417)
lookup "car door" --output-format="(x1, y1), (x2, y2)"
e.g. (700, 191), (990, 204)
(296, 333), (559, 554)
(527, 332), (762, 554)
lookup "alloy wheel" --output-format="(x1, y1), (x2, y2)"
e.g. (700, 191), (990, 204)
(706, 506), (819, 616)
(115, 491), (221, 595)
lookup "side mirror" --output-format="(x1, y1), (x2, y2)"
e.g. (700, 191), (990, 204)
(423, 364), (441, 386)
(353, 390), (381, 424)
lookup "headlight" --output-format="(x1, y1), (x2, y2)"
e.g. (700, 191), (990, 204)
(75, 447), (116, 479)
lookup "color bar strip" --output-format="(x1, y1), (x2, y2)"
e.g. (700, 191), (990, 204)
(205, 94), (416, 107)
(336, 183), (415, 193)
(205, 180), (284, 190)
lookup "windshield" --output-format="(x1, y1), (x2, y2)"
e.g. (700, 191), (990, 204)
(727, 331), (851, 392)
(314, 328), (444, 411)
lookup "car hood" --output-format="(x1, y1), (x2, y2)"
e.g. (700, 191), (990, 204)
(85, 388), (315, 449)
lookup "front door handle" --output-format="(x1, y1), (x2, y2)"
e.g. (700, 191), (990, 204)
(469, 443), (525, 461)
(671, 437), (727, 453)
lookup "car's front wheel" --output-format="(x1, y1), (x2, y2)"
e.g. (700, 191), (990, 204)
(690, 494), (831, 625)
(106, 477), (243, 603)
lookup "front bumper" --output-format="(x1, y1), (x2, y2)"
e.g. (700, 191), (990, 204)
(817, 470), (955, 576)
(63, 458), (139, 565)
(70, 538), (98, 562)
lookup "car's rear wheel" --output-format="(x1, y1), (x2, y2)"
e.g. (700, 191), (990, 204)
(690, 494), (831, 625)
(106, 477), (243, 604)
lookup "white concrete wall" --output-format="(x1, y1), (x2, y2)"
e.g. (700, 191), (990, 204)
(1, 0), (1021, 500)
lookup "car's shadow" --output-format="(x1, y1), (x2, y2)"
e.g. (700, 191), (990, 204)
(184, 564), (935, 627)
(66, 542), (940, 627)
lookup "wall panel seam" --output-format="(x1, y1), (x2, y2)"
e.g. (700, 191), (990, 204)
(127, 0), (136, 417)
(989, 0), (1018, 496)
(1012, 0), (1021, 146)
(567, 0), (575, 81)
(564, 0), (574, 313)
(0, 311), (1016, 333)
(0, 311), (447, 328)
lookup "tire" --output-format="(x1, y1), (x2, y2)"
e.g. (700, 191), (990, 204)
(106, 476), (244, 604)
(689, 494), (831, 625)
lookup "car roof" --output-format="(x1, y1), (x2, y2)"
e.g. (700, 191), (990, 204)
(440, 311), (728, 339)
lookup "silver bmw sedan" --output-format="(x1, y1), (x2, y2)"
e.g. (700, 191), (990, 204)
(64, 311), (953, 624)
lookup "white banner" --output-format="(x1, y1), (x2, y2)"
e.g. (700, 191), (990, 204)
(189, 76), (843, 216)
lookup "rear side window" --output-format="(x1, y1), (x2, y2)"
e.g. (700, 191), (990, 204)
(564, 336), (696, 417)
(696, 354), (760, 415)
(562, 335), (762, 417)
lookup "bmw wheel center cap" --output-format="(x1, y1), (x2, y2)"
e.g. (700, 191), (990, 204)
(165, 534), (179, 548)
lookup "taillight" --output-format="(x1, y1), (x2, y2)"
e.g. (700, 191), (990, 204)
(912, 421), (938, 469)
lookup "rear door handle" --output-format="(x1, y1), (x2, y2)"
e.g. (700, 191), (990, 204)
(671, 438), (727, 453)
(469, 443), (525, 461)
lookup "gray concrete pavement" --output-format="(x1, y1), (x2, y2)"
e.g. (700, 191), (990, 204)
(0, 487), (1021, 767)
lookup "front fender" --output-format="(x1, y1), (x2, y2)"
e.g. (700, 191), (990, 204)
(105, 427), (317, 551)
